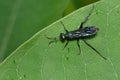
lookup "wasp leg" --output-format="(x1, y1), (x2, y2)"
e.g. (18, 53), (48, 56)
(83, 39), (107, 60)
(79, 5), (94, 29)
(77, 39), (81, 55)
(63, 41), (69, 49)
(60, 21), (69, 33)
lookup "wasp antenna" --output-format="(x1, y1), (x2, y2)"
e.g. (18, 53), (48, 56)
(45, 35), (60, 46)
(48, 41), (55, 47)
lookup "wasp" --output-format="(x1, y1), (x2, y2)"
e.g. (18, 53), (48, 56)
(47, 6), (107, 60)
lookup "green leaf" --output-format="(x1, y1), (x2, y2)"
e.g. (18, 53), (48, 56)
(0, 0), (68, 61)
(0, 0), (120, 80)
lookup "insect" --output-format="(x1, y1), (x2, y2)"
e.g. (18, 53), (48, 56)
(47, 6), (107, 60)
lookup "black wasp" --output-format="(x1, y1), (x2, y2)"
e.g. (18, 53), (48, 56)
(47, 6), (107, 60)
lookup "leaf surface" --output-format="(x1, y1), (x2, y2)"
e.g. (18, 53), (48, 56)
(0, 0), (120, 80)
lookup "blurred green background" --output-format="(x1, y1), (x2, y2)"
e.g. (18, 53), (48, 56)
(0, 0), (99, 62)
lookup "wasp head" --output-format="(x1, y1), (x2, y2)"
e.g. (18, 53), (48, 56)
(60, 33), (66, 42)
